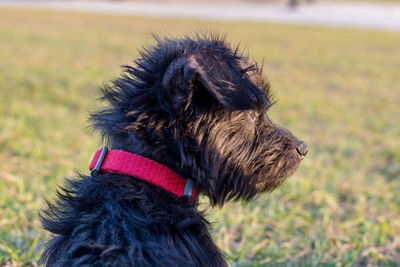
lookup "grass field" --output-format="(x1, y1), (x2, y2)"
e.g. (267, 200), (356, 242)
(0, 8), (400, 266)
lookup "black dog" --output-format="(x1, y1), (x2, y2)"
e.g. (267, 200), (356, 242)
(40, 34), (308, 266)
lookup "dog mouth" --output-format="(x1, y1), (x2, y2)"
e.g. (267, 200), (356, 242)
(297, 153), (306, 160)
(254, 151), (304, 193)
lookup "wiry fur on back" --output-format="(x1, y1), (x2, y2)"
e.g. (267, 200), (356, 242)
(41, 34), (304, 266)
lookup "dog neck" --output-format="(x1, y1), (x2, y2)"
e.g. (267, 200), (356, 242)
(89, 147), (197, 204)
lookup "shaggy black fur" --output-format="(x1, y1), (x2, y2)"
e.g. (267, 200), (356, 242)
(40, 34), (307, 266)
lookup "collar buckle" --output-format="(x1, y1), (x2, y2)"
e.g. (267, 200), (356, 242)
(90, 146), (108, 177)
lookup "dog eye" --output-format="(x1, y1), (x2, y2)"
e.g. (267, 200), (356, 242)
(249, 111), (257, 121)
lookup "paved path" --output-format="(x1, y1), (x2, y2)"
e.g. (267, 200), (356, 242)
(1, 0), (400, 32)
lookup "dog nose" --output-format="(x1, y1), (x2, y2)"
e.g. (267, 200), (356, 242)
(296, 142), (308, 158)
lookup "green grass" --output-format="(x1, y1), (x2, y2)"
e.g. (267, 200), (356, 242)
(1, 8), (400, 266)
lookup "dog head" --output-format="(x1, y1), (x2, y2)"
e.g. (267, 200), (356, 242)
(91, 34), (307, 206)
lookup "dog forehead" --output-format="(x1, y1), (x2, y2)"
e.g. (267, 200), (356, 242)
(179, 39), (236, 62)
(182, 37), (231, 53)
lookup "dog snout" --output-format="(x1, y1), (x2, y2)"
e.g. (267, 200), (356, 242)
(296, 141), (308, 159)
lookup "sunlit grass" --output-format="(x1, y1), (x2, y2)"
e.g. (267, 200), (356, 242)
(0, 8), (399, 266)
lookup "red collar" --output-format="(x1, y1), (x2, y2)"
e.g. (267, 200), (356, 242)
(89, 147), (197, 203)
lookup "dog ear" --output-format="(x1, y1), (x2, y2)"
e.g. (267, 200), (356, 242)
(161, 55), (267, 117)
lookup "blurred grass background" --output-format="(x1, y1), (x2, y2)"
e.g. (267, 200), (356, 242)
(0, 8), (399, 266)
